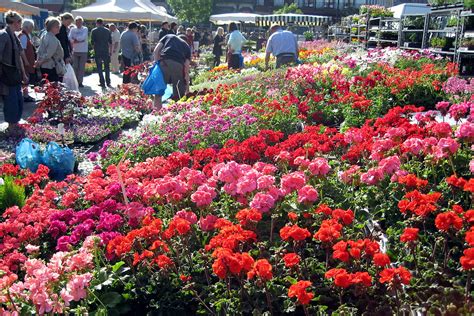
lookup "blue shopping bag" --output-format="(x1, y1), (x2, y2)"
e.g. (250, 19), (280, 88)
(142, 61), (166, 96)
(42, 142), (75, 180)
(15, 138), (42, 172)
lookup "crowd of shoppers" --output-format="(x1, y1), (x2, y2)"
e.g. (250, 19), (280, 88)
(0, 8), (298, 130)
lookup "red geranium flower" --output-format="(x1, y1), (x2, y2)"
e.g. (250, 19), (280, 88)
(397, 174), (428, 188)
(373, 253), (391, 267)
(379, 267), (411, 285)
(288, 280), (314, 305)
(314, 219), (342, 243)
(446, 175), (467, 189)
(283, 253), (300, 268)
(325, 268), (351, 288)
(398, 190), (441, 217)
(435, 211), (463, 232)
(280, 225), (311, 241)
(235, 208), (262, 226)
(400, 227), (419, 243)
(461, 248), (474, 270)
(155, 254), (173, 269)
(247, 259), (273, 281)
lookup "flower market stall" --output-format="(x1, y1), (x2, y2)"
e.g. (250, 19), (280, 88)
(0, 41), (473, 315)
(71, 0), (177, 22)
(210, 13), (262, 24)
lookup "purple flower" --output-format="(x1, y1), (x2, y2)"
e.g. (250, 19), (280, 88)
(48, 220), (68, 238)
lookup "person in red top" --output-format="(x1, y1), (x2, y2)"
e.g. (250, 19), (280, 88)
(18, 19), (36, 102)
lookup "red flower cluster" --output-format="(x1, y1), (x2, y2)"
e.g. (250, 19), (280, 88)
(280, 225), (311, 242)
(435, 211), (463, 232)
(325, 268), (372, 288)
(205, 221), (256, 252)
(288, 280), (314, 305)
(235, 208), (262, 227)
(283, 253), (301, 268)
(106, 216), (163, 259)
(313, 207), (354, 243)
(163, 217), (192, 239)
(400, 227), (419, 243)
(379, 267), (411, 285)
(446, 174), (467, 189)
(332, 239), (381, 263)
(460, 248), (474, 270)
(398, 190), (442, 217)
(211, 248), (254, 279)
(397, 174), (428, 189)
(314, 219), (342, 243)
(247, 259), (273, 281)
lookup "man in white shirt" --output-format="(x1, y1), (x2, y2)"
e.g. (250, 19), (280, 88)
(265, 24), (299, 69)
(227, 22), (246, 69)
(110, 24), (121, 73)
(68, 16), (88, 87)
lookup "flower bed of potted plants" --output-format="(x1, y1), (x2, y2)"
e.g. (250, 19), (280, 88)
(0, 42), (472, 315)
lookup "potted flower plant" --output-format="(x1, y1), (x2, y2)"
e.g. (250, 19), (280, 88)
(460, 38), (474, 50)
(430, 37), (447, 50)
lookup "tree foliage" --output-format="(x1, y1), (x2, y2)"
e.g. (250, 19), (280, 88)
(273, 3), (303, 14)
(167, 0), (214, 24)
(70, 0), (96, 10)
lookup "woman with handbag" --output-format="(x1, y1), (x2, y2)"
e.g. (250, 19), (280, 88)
(0, 11), (28, 132)
(35, 17), (64, 83)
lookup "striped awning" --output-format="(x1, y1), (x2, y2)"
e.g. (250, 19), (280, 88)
(256, 13), (331, 27)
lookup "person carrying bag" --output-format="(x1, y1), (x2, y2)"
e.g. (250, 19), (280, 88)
(0, 10), (28, 133)
(35, 17), (64, 82)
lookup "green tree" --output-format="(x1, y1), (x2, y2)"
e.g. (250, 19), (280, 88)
(71, 0), (95, 10)
(167, 0), (213, 24)
(273, 3), (303, 14)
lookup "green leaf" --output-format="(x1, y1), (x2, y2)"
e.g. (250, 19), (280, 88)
(100, 291), (123, 308)
(112, 261), (125, 273)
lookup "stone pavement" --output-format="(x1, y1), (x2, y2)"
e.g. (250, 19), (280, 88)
(0, 71), (124, 129)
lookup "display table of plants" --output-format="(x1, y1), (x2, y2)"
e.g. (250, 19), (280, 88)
(0, 44), (473, 315)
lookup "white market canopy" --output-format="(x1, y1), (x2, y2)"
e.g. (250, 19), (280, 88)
(256, 13), (331, 27)
(210, 13), (262, 24)
(0, 0), (40, 16)
(389, 3), (431, 18)
(71, 0), (177, 22)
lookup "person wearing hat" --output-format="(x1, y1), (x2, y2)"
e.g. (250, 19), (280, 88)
(265, 24), (298, 69)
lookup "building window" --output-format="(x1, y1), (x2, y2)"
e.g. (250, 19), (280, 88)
(344, 0), (354, 8)
(324, 0), (335, 7)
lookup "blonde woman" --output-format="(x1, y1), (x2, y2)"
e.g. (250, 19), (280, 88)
(35, 17), (64, 82)
(212, 27), (225, 67)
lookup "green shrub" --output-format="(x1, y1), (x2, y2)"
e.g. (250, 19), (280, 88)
(0, 176), (26, 212)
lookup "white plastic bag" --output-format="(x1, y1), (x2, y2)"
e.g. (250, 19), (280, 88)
(63, 64), (79, 91)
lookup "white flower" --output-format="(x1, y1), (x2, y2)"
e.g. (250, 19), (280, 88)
(0, 178), (4, 186)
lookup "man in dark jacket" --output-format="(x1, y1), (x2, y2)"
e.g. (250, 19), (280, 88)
(158, 22), (170, 41)
(91, 18), (112, 87)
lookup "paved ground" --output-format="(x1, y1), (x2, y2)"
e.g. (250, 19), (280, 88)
(0, 72), (124, 129)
